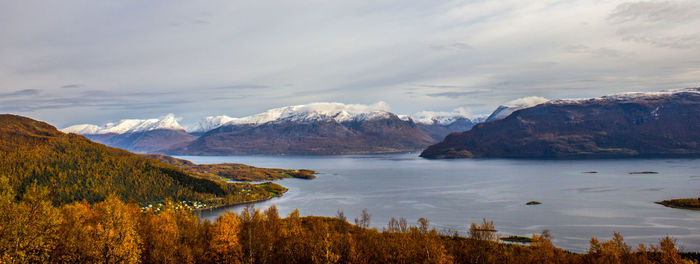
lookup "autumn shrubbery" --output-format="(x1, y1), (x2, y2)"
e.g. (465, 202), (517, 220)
(0, 182), (695, 264)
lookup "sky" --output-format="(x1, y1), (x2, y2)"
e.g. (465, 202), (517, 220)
(1, 0), (699, 128)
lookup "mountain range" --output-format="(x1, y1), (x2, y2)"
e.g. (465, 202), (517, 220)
(421, 88), (700, 159)
(63, 103), (476, 155)
(62, 88), (700, 158)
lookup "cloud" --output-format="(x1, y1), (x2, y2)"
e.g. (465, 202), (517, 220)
(608, 1), (700, 49)
(213, 84), (270, 90)
(1, 1), (700, 126)
(503, 96), (549, 108)
(430, 42), (473, 51)
(426, 89), (491, 99)
(61, 84), (82, 89)
(563, 44), (624, 58)
(0, 89), (40, 97)
(608, 1), (700, 24)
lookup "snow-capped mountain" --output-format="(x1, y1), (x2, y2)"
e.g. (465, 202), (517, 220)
(482, 89), (700, 124)
(400, 108), (473, 125)
(63, 114), (185, 134)
(60, 102), (481, 155)
(61, 124), (102, 135)
(485, 96), (549, 122)
(399, 109), (476, 141)
(186, 115), (236, 134)
(548, 88), (700, 104)
(187, 102), (393, 133)
(422, 88), (700, 159)
(61, 114), (194, 153)
(168, 102), (436, 155)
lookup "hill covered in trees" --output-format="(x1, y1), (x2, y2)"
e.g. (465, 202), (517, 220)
(0, 114), (285, 208)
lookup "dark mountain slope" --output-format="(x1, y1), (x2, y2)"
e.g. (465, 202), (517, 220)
(421, 89), (700, 159)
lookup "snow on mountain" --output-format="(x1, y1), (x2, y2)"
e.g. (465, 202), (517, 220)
(485, 96), (549, 122)
(483, 88), (700, 123)
(62, 114), (185, 135)
(549, 87), (700, 104)
(235, 101), (391, 124)
(187, 115), (237, 133)
(188, 102), (392, 132)
(62, 124), (102, 134)
(400, 107), (474, 125)
(470, 115), (489, 124)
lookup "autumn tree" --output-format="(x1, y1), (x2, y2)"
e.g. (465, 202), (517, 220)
(468, 218), (497, 241)
(355, 208), (371, 228)
(92, 195), (142, 264)
(653, 237), (694, 264)
(335, 209), (347, 222)
(137, 200), (201, 264)
(310, 222), (341, 264)
(0, 181), (61, 264)
(210, 211), (243, 264)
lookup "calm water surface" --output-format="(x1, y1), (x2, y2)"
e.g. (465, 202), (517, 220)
(178, 154), (700, 252)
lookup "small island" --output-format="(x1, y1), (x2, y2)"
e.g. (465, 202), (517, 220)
(629, 171), (659, 175)
(501, 235), (533, 243)
(526, 201), (542, 205)
(656, 198), (700, 210)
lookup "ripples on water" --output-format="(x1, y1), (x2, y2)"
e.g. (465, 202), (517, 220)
(180, 154), (700, 252)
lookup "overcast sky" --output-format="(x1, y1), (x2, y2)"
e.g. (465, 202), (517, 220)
(2, 0), (699, 128)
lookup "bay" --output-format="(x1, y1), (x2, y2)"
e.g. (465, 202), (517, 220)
(179, 154), (700, 252)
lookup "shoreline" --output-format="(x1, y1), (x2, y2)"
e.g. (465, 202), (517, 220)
(196, 189), (287, 213)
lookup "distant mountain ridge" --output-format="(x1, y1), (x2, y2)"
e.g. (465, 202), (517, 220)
(167, 111), (439, 155)
(421, 88), (700, 159)
(62, 102), (476, 155)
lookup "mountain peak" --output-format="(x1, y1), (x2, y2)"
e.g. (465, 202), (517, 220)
(188, 102), (391, 132)
(62, 113), (185, 135)
(400, 108), (474, 125)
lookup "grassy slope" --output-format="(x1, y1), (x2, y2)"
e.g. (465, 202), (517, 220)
(0, 114), (286, 207)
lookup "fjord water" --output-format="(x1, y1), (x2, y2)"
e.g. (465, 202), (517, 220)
(181, 154), (700, 252)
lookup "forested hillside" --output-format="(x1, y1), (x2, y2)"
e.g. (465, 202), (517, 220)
(0, 114), (285, 207)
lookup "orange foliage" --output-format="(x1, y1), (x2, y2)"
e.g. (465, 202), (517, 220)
(0, 187), (697, 264)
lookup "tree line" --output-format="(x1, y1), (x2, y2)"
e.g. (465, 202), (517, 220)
(0, 182), (694, 264)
